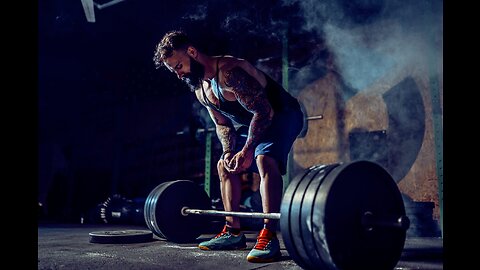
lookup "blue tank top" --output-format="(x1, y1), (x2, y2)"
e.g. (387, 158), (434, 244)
(202, 58), (300, 126)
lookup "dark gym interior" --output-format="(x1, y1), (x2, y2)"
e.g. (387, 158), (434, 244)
(38, 0), (444, 269)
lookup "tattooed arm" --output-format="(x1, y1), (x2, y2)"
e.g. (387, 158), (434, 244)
(194, 84), (237, 157)
(222, 66), (274, 172)
(206, 106), (237, 156)
(224, 66), (273, 152)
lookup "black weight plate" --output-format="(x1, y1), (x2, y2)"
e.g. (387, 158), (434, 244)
(300, 164), (339, 270)
(280, 164), (325, 269)
(313, 160), (407, 270)
(89, 230), (153, 244)
(148, 180), (212, 243)
(144, 181), (170, 239)
(289, 165), (324, 268)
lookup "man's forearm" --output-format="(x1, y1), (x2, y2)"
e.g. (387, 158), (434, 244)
(243, 112), (272, 152)
(216, 124), (236, 154)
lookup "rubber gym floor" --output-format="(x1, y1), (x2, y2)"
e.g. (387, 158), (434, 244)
(37, 222), (443, 270)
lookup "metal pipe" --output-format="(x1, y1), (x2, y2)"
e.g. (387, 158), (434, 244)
(94, 0), (126, 10)
(181, 207), (281, 220)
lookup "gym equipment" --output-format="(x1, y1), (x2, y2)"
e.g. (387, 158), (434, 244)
(144, 180), (212, 243)
(89, 230), (153, 244)
(144, 160), (409, 270)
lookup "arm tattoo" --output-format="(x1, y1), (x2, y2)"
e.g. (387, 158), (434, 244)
(224, 67), (273, 150)
(216, 125), (236, 154)
(212, 114), (236, 153)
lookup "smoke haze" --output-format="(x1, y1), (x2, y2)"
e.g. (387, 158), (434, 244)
(283, 0), (443, 91)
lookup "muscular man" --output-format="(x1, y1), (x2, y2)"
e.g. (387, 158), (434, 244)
(153, 30), (304, 263)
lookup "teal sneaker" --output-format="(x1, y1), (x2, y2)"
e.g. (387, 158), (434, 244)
(247, 228), (282, 263)
(198, 225), (247, 250)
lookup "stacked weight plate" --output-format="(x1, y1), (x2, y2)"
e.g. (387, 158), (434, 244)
(144, 180), (212, 243)
(280, 160), (407, 270)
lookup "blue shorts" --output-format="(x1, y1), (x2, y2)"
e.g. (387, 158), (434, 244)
(227, 108), (304, 175)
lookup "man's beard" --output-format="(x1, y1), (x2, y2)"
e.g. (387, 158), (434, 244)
(182, 56), (205, 92)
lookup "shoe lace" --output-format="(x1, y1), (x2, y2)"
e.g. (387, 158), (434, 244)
(253, 228), (273, 250)
(214, 226), (230, 239)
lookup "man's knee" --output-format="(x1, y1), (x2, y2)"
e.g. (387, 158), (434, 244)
(217, 159), (230, 180)
(256, 155), (280, 177)
(256, 155), (277, 167)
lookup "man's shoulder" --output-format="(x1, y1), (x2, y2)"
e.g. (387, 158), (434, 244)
(218, 55), (248, 72)
(219, 57), (259, 79)
(217, 56), (266, 87)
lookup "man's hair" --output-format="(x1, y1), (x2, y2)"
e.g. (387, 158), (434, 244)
(153, 30), (192, 69)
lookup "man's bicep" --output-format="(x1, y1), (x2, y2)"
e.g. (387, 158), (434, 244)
(224, 67), (272, 115)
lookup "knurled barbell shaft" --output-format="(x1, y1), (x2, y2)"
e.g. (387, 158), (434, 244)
(181, 207), (281, 220)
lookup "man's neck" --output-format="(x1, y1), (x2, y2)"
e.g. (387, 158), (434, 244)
(196, 54), (217, 81)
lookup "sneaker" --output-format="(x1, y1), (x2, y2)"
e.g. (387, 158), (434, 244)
(247, 228), (282, 263)
(198, 225), (247, 250)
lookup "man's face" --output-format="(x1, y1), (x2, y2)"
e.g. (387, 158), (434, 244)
(164, 49), (204, 91)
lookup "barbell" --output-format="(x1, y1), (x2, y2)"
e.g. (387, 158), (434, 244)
(144, 160), (409, 270)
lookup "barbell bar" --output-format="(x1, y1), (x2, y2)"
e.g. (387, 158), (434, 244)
(144, 160), (409, 270)
(181, 207), (409, 231)
(181, 207), (281, 220)
(305, 115), (323, 120)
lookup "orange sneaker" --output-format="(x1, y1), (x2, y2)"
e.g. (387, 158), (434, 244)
(247, 228), (281, 263)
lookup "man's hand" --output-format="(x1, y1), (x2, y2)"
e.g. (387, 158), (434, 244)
(224, 149), (254, 174)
